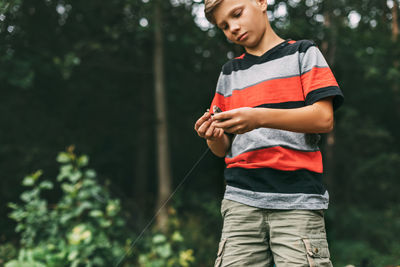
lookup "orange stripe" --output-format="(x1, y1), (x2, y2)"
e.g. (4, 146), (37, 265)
(210, 92), (226, 113)
(301, 67), (338, 97)
(221, 76), (304, 110)
(288, 40), (297, 44)
(225, 146), (323, 173)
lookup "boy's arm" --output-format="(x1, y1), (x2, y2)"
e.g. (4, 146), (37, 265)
(206, 134), (232, 157)
(212, 97), (334, 134)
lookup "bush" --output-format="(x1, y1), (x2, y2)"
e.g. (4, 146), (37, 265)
(6, 146), (128, 267)
(0, 243), (18, 265)
(137, 207), (195, 267)
(6, 146), (197, 267)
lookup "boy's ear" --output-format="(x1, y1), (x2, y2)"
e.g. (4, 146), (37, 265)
(255, 0), (267, 12)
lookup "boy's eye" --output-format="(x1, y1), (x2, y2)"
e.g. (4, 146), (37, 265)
(233, 10), (242, 17)
(221, 24), (228, 30)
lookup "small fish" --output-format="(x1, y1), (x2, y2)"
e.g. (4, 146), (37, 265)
(213, 105), (222, 114)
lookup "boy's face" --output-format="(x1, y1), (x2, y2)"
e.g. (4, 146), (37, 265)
(213, 0), (268, 51)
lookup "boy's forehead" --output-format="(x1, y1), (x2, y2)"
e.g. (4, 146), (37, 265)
(214, 0), (249, 23)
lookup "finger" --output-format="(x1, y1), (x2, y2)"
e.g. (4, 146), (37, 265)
(215, 128), (224, 139)
(195, 112), (211, 131)
(204, 123), (215, 138)
(212, 110), (233, 121)
(196, 112), (211, 128)
(197, 119), (212, 137)
(224, 125), (241, 134)
(228, 125), (248, 134)
(212, 119), (237, 130)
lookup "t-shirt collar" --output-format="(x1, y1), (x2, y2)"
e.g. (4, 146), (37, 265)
(244, 39), (291, 60)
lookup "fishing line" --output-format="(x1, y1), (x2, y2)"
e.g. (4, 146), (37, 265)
(115, 147), (210, 267)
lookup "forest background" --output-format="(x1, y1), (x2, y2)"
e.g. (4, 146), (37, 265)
(1, 0), (400, 266)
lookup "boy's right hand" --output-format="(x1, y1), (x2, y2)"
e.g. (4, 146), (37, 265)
(194, 111), (224, 140)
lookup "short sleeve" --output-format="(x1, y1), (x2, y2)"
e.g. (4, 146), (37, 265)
(209, 71), (235, 138)
(209, 72), (227, 114)
(300, 45), (344, 110)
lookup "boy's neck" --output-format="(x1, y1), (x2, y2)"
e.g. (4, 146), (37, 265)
(244, 23), (284, 57)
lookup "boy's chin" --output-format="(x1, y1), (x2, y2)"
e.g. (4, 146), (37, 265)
(237, 39), (260, 50)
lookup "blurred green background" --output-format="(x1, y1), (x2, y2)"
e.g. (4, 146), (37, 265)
(0, 0), (400, 266)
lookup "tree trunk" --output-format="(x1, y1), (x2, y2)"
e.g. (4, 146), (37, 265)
(153, 0), (172, 233)
(392, 0), (399, 42)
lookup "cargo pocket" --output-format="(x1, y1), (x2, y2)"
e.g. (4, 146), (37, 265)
(302, 238), (332, 267)
(214, 238), (227, 267)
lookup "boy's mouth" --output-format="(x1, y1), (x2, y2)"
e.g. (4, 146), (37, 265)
(238, 32), (248, 42)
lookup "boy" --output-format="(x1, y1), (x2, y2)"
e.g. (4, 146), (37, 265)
(194, 0), (343, 266)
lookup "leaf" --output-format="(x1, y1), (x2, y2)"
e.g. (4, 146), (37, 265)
(92, 257), (105, 265)
(60, 213), (74, 224)
(153, 234), (167, 244)
(57, 165), (73, 181)
(106, 201), (120, 216)
(68, 171), (82, 183)
(4, 261), (46, 267)
(73, 201), (92, 217)
(89, 210), (103, 217)
(171, 231), (184, 242)
(22, 170), (43, 186)
(67, 250), (78, 261)
(61, 183), (75, 193)
(4, 260), (20, 267)
(84, 169), (96, 179)
(155, 243), (172, 258)
(99, 219), (112, 228)
(20, 191), (35, 202)
(77, 155), (89, 167)
(71, 260), (80, 267)
(8, 202), (18, 210)
(39, 181), (53, 190)
(22, 177), (35, 186)
(179, 249), (195, 266)
(57, 152), (71, 163)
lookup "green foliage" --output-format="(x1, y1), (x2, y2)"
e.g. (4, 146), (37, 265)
(173, 193), (222, 266)
(53, 52), (81, 80)
(137, 207), (195, 267)
(5, 249), (47, 267)
(327, 205), (400, 266)
(6, 146), (196, 266)
(0, 243), (18, 265)
(6, 146), (127, 266)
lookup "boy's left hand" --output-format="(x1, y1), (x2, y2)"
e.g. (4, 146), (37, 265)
(212, 107), (259, 134)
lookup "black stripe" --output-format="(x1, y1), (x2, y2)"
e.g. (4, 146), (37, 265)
(305, 86), (344, 110)
(224, 167), (325, 194)
(222, 39), (316, 75)
(255, 101), (305, 109)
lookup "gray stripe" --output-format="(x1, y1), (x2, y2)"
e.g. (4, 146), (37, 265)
(300, 46), (329, 74)
(227, 128), (320, 158)
(224, 185), (329, 210)
(216, 48), (329, 97)
(218, 73), (301, 98)
(217, 52), (302, 97)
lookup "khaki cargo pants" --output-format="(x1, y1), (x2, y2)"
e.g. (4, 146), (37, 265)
(214, 199), (332, 267)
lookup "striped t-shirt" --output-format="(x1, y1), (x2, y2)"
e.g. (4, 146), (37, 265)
(210, 39), (344, 210)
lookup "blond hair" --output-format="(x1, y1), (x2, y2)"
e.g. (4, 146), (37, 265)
(204, 0), (224, 24)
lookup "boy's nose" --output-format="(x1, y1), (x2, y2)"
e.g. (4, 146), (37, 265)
(230, 23), (240, 33)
